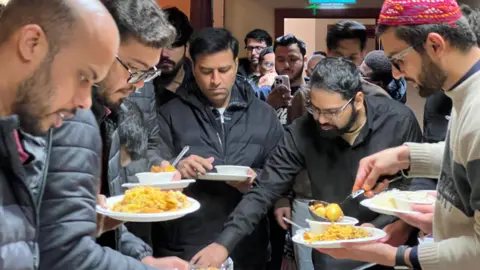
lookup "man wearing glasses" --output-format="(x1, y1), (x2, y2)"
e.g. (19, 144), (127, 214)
(237, 29), (272, 81)
(39, 0), (189, 269)
(195, 57), (422, 270)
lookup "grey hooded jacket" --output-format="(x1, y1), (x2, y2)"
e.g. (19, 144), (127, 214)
(0, 116), (50, 270)
(38, 109), (155, 270)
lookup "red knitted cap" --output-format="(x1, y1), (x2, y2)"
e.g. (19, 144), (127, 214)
(378, 0), (462, 26)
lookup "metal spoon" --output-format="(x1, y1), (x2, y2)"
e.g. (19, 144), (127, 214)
(307, 200), (331, 222)
(342, 174), (405, 204)
(171, 146), (189, 167)
(282, 217), (308, 230)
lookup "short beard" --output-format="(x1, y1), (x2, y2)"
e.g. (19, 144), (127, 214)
(14, 52), (55, 136)
(94, 82), (124, 112)
(157, 57), (185, 86)
(417, 54), (447, 97)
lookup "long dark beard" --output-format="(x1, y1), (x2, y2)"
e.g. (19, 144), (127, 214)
(317, 103), (358, 140)
(417, 55), (447, 97)
(14, 53), (55, 136)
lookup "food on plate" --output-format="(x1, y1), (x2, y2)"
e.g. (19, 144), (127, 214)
(151, 165), (176, 173)
(310, 203), (344, 222)
(112, 186), (190, 213)
(370, 190), (399, 209)
(303, 224), (370, 242)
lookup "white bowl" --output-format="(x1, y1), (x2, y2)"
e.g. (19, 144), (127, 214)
(393, 191), (436, 211)
(306, 217), (359, 233)
(215, 165), (250, 175)
(135, 172), (176, 184)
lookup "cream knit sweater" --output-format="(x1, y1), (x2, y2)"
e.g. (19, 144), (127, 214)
(404, 70), (480, 270)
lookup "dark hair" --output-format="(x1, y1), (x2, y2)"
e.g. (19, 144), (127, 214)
(164, 7), (192, 47)
(274, 34), (307, 56)
(244, 29), (272, 47)
(327, 20), (367, 51)
(119, 100), (147, 161)
(364, 50), (393, 86)
(259, 46), (274, 62)
(0, 0), (77, 53)
(189, 27), (239, 63)
(310, 57), (362, 100)
(461, 5), (480, 47)
(376, 16), (477, 53)
(314, 51), (327, 57)
(102, 0), (176, 48)
(0, 3), (5, 16)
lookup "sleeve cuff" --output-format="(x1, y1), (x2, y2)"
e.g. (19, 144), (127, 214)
(274, 197), (291, 209)
(409, 246), (421, 269)
(404, 142), (443, 178)
(417, 242), (440, 269)
(215, 227), (241, 254)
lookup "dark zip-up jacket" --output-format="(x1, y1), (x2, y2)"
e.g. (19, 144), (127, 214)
(0, 115), (50, 270)
(38, 109), (156, 270)
(216, 95), (423, 270)
(154, 77), (284, 269)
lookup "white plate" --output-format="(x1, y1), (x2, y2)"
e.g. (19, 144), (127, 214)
(135, 172), (176, 184)
(360, 198), (418, 216)
(197, 173), (251, 182)
(96, 195), (200, 222)
(121, 179), (195, 190)
(215, 165), (250, 175)
(292, 227), (387, 249)
(307, 216), (359, 227)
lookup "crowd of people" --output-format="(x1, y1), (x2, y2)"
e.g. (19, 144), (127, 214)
(1, 0), (480, 269)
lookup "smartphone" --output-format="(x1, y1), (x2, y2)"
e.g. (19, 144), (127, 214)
(274, 75), (291, 90)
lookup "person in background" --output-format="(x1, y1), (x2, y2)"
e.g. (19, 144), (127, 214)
(254, 46), (277, 99)
(306, 54), (325, 78)
(360, 50), (407, 103)
(323, 0), (480, 269)
(0, 0), (119, 269)
(193, 57), (422, 270)
(155, 27), (283, 270)
(38, 1), (189, 269)
(237, 28), (273, 82)
(266, 34), (308, 125)
(326, 20), (391, 98)
(118, 100), (148, 168)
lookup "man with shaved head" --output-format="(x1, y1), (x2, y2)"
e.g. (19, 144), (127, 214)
(305, 54), (325, 78)
(0, 0), (119, 270)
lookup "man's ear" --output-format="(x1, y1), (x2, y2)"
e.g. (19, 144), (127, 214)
(17, 24), (48, 64)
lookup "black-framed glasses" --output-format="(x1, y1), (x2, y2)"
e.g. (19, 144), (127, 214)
(116, 55), (161, 84)
(245, 46), (266, 52)
(306, 97), (354, 119)
(388, 46), (414, 72)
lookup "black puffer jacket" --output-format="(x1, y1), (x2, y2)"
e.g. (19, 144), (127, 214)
(153, 78), (284, 269)
(38, 110), (155, 270)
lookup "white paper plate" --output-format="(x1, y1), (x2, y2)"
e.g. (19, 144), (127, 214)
(307, 216), (359, 226)
(360, 198), (418, 216)
(292, 227), (386, 249)
(96, 195), (200, 222)
(197, 173), (251, 182)
(121, 179), (195, 190)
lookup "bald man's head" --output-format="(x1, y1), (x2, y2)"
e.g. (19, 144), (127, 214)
(306, 54), (325, 77)
(0, 0), (119, 136)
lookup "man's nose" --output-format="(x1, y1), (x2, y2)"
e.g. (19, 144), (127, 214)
(74, 87), (93, 110)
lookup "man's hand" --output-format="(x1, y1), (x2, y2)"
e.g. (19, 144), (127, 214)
(227, 168), (256, 193)
(141, 256), (190, 270)
(380, 220), (415, 247)
(96, 194), (124, 237)
(354, 145), (410, 193)
(317, 242), (397, 267)
(178, 155), (214, 179)
(266, 85), (292, 109)
(191, 243), (228, 268)
(274, 206), (291, 230)
(396, 204), (434, 235)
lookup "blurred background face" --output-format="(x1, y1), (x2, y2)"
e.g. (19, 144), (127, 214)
(13, 22), (118, 136)
(309, 89), (363, 138)
(193, 49), (238, 108)
(96, 39), (161, 110)
(246, 38), (267, 65)
(275, 44), (304, 82)
(158, 45), (186, 75)
(327, 39), (365, 66)
(259, 52), (275, 75)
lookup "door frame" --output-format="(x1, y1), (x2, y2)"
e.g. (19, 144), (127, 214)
(274, 8), (381, 38)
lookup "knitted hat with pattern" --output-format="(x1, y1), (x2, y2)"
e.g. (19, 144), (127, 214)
(378, 0), (462, 26)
